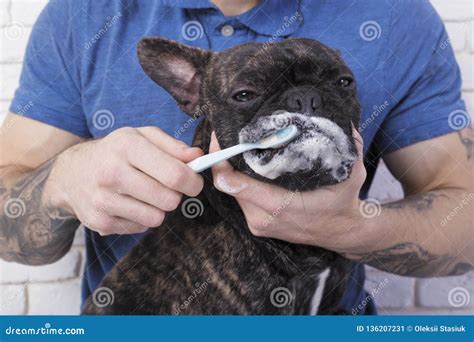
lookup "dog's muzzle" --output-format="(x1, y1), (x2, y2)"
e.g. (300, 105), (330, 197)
(238, 111), (357, 181)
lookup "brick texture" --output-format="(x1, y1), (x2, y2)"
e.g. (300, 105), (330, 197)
(0, 0), (473, 315)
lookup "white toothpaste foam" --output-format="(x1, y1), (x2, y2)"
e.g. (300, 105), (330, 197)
(239, 112), (356, 181)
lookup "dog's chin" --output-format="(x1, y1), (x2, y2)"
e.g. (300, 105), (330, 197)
(238, 111), (357, 190)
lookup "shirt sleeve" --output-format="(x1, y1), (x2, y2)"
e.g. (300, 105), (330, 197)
(9, 0), (91, 137)
(374, 0), (469, 155)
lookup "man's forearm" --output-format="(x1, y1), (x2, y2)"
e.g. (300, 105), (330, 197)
(344, 189), (474, 277)
(0, 159), (79, 265)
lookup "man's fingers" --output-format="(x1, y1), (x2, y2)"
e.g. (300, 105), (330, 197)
(210, 131), (297, 211)
(213, 166), (293, 211)
(128, 135), (204, 197)
(96, 217), (149, 236)
(137, 126), (203, 162)
(106, 194), (165, 228)
(119, 167), (182, 212)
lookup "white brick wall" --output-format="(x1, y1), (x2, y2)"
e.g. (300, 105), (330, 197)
(0, 0), (473, 315)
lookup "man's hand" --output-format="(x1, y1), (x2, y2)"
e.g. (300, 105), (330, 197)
(46, 127), (204, 235)
(210, 127), (474, 278)
(209, 129), (368, 251)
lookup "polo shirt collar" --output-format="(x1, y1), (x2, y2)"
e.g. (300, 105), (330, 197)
(159, 0), (303, 37)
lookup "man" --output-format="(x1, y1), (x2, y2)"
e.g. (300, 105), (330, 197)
(1, 0), (472, 315)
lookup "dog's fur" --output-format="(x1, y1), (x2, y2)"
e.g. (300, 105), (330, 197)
(83, 37), (360, 315)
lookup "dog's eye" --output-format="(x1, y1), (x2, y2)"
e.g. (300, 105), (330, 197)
(336, 77), (353, 87)
(233, 91), (257, 102)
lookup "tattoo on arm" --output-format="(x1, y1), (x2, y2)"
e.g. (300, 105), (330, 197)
(0, 159), (79, 265)
(353, 242), (473, 277)
(457, 127), (473, 160)
(383, 191), (447, 211)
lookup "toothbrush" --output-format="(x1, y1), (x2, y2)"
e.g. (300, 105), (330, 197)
(187, 125), (300, 173)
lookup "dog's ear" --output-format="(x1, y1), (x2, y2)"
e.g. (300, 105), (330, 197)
(137, 37), (212, 115)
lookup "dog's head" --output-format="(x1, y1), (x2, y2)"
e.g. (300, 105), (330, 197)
(138, 37), (360, 191)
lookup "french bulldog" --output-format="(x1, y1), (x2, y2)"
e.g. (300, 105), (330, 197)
(83, 36), (360, 315)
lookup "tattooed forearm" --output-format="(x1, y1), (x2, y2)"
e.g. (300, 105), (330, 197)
(383, 191), (447, 211)
(0, 159), (79, 265)
(353, 243), (473, 277)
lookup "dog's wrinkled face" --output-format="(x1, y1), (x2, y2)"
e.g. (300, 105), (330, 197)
(138, 37), (360, 190)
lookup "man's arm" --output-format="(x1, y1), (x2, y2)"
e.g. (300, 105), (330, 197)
(347, 127), (473, 277)
(209, 128), (473, 278)
(0, 114), (82, 265)
(1, 113), (205, 266)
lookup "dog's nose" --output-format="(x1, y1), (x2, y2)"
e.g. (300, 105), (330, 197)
(286, 87), (322, 115)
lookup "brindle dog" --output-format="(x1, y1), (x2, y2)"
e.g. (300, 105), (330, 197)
(83, 37), (360, 315)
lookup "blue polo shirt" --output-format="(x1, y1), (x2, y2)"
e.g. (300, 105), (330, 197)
(11, 0), (467, 314)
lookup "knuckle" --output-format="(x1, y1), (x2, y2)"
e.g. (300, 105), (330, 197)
(91, 195), (106, 212)
(113, 127), (136, 139)
(165, 168), (187, 189)
(107, 128), (136, 151)
(97, 166), (122, 187)
(97, 215), (115, 230)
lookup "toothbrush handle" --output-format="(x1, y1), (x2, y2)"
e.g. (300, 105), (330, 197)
(187, 144), (253, 173)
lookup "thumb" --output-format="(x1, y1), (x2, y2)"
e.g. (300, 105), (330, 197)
(209, 132), (249, 194)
